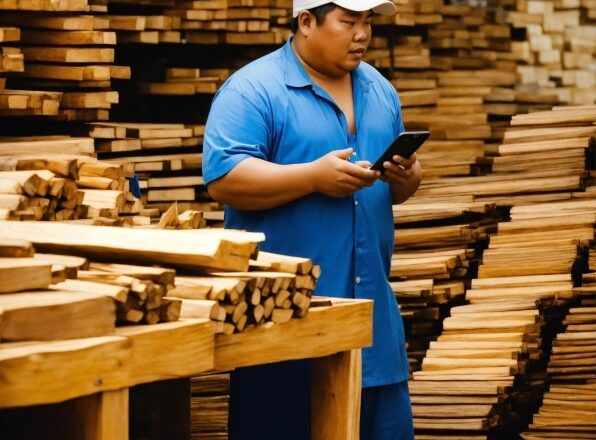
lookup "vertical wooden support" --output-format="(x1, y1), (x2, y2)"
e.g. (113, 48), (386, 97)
(311, 349), (362, 440)
(76, 389), (129, 440)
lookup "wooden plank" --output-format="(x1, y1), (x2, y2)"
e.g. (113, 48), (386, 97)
(0, 258), (52, 293)
(114, 319), (214, 386)
(0, 238), (34, 257)
(0, 137), (95, 155)
(76, 389), (129, 440)
(0, 336), (131, 408)
(17, 30), (115, 45)
(213, 299), (372, 370)
(0, 290), (115, 341)
(0, 221), (262, 272)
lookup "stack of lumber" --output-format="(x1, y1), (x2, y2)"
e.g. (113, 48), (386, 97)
(414, 139), (488, 179)
(0, 237), (181, 326)
(407, 104), (594, 438)
(0, 240), (116, 341)
(374, 0), (444, 27)
(520, 382), (596, 440)
(86, 121), (209, 214)
(410, 294), (556, 439)
(88, 121), (202, 153)
(400, 3), (513, 142)
(0, 3), (131, 122)
(392, 196), (503, 372)
(416, 106), (594, 206)
(138, 67), (232, 96)
(191, 372), (230, 440)
(410, 378), (515, 439)
(167, 0), (292, 46)
(100, 12), (182, 45)
(0, 26), (28, 115)
(383, 1), (591, 181)
(530, 254), (595, 439)
(481, 198), (595, 279)
(0, 221), (318, 332)
(0, 151), (142, 220)
(384, 3), (523, 179)
(365, 34), (431, 70)
(0, 24), (62, 117)
(410, 232), (590, 438)
(388, 2), (524, 149)
(170, 250), (320, 334)
(491, 0), (596, 105)
(77, 261), (181, 325)
(521, 286), (596, 438)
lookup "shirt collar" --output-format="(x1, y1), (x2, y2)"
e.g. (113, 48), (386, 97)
(283, 38), (313, 88)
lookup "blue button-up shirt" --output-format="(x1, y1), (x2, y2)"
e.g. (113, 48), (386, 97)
(203, 38), (409, 386)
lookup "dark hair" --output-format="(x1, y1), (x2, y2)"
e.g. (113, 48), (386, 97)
(290, 3), (337, 33)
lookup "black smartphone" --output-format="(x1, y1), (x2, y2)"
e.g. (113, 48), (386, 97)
(370, 130), (429, 172)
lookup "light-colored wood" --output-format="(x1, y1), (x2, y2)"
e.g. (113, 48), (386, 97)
(114, 319), (214, 386)
(88, 262), (175, 286)
(52, 279), (128, 303)
(0, 290), (115, 341)
(0, 137), (95, 155)
(311, 349), (361, 440)
(0, 238), (34, 257)
(0, 336), (131, 408)
(0, 258), (52, 293)
(76, 389), (129, 440)
(176, 297), (226, 321)
(0, 221), (262, 272)
(213, 299), (372, 370)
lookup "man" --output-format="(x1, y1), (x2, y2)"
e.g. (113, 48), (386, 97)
(202, 0), (421, 438)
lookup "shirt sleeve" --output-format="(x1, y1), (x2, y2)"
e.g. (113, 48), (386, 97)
(202, 86), (271, 185)
(390, 85), (405, 135)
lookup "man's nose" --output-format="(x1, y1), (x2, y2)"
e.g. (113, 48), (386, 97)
(354, 27), (368, 42)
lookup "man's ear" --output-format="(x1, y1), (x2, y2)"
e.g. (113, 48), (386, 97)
(296, 10), (314, 36)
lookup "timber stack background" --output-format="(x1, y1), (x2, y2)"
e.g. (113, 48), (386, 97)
(0, 0), (594, 439)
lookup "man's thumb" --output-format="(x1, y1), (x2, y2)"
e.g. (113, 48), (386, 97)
(333, 147), (354, 159)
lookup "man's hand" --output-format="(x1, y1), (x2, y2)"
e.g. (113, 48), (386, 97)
(379, 153), (422, 204)
(311, 148), (380, 197)
(379, 153), (418, 185)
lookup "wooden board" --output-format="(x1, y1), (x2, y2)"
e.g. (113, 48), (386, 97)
(0, 336), (131, 408)
(0, 221), (263, 272)
(114, 319), (214, 386)
(0, 290), (115, 341)
(213, 299), (372, 370)
(0, 258), (52, 293)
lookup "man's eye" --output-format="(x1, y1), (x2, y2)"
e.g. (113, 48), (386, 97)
(342, 20), (355, 25)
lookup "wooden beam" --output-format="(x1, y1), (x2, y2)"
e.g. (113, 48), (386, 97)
(312, 349), (361, 440)
(75, 389), (129, 440)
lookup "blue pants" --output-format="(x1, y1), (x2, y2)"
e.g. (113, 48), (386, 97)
(228, 360), (413, 440)
(360, 381), (414, 440)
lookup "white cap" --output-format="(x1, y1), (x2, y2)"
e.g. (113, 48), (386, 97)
(292, 0), (397, 18)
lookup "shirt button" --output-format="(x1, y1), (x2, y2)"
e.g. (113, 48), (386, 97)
(354, 200), (359, 206)
(355, 276), (361, 284)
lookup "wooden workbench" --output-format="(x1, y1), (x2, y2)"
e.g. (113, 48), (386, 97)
(0, 298), (373, 440)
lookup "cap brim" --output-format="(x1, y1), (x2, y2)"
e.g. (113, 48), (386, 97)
(333, 0), (397, 16)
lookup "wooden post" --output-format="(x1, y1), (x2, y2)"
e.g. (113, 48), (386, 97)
(311, 349), (362, 440)
(75, 389), (129, 440)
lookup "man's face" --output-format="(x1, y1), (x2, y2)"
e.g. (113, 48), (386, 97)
(308, 7), (373, 77)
